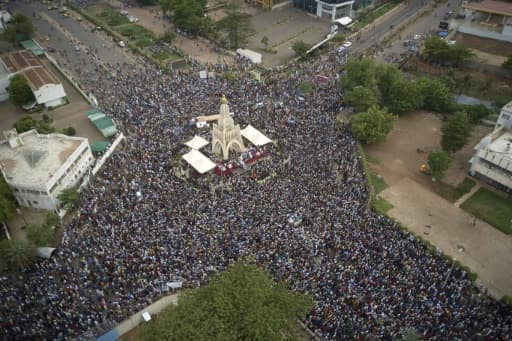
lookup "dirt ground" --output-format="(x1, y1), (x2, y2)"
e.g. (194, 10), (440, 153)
(365, 112), (512, 298)
(453, 33), (512, 57)
(365, 111), (491, 188)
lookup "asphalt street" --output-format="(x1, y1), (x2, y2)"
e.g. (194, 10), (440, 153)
(351, 0), (461, 55)
(9, 0), (136, 89)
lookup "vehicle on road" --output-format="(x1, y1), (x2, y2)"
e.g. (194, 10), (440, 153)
(343, 41), (352, 48)
(92, 26), (102, 32)
(46, 46), (55, 52)
(118, 40), (126, 48)
(74, 45), (80, 52)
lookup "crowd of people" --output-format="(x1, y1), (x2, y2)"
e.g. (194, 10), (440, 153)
(1, 14), (512, 341)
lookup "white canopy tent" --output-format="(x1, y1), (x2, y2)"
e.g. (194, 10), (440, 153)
(241, 125), (272, 146)
(182, 150), (216, 174)
(36, 247), (57, 259)
(335, 17), (352, 26)
(184, 135), (209, 150)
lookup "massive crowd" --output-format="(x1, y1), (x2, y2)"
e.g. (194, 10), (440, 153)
(1, 19), (511, 341)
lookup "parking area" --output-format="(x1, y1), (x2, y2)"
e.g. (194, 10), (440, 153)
(247, 4), (331, 66)
(0, 57), (103, 144)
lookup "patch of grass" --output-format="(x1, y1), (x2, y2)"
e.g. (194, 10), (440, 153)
(370, 173), (388, 194)
(461, 188), (512, 234)
(152, 51), (170, 61)
(353, 1), (400, 31)
(456, 177), (476, 196)
(116, 24), (154, 41)
(97, 9), (129, 26)
(374, 196), (393, 214)
(432, 181), (462, 203)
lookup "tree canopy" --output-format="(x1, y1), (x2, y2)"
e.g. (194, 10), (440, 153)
(351, 106), (397, 145)
(142, 261), (313, 341)
(417, 77), (455, 113)
(441, 110), (471, 153)
(0, 177), (16, 223)
(422, 36), (475, 67)
(427, 150), (452, 180)
(341, 57), (377, 91)
(216, 7), (253, 49)
(344, 86), (378, 113)
(161, 0), (209, 36)
(292, 40), (310, 59)
(3, 13), (36, 43)
(0, 239), (37, 271)
(8, 74), (35, 106)
(57, 187), (79, 210)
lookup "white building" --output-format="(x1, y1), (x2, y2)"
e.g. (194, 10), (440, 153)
(0, 58), (9, 102)
(469, 102), (512, 192)
(0, 129), (94, 212)
(1, 50), (67, 107)
(212, 95), (246, 160)
(0, 10), (11, 33)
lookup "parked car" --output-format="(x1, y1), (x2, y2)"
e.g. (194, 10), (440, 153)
(118, 40), (126, 48)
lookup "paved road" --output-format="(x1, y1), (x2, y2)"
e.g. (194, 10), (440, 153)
(350, 0), (460, 55)
(9, 0), (137, 92)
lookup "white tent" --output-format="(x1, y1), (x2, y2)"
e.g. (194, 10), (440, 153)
(182, 150), (216, 174)
(184, 135), (209, 150)
(335, 17), (352, 26)
(36, 247), (57, 259)
(241, 125), (272, 146)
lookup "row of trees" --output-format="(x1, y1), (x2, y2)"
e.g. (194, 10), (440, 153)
(15, 115), (76, 136)
(142, 260), (313, 340)
(159, 0), (253, 49)
(344, 57), (493, 146)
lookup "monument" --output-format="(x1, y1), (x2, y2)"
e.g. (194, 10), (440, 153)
(211, 95), (245, 160)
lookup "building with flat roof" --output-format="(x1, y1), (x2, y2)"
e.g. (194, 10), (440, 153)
(293, 0), (376, 21)
(0, 129), (94, 212)
(470, 101), (512, 192)
(459, 0), (512, 43)
(0, 50), (67, 107)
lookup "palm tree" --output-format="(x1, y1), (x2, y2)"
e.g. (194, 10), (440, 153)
(0, 239), (36, 271)
(57, 187), (79, 210)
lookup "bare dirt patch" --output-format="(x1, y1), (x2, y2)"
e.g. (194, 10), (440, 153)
(453, 33), (512, 57)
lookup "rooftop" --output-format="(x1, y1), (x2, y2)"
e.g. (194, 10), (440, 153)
(464, 0), (512, 17)
(22, 66), (59, 90)
(488, 130), (512, 155)
(1, 50), (41, 73)
(0, 130), (84, 187)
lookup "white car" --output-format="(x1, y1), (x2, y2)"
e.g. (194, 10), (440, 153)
(118, 41), (126, 48)
(74, 45), (80, 52)
(343, 41), (352, 48)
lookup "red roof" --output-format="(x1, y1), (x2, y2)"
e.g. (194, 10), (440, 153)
(464, 0), (512, 17)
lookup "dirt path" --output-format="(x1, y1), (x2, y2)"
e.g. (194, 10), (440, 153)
(380, 178), (512, 298)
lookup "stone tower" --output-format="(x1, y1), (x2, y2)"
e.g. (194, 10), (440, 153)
(211, 95), (245, 160)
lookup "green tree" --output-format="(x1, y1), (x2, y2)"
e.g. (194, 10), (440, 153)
(458, 104), (494, 124)
(261, 35), (269, 50)
(4, 13), (36, 43)
(165, 0), (209, 36)
(427, 150), (452, 180)
(292, 40), (310, 59)
(423, 36), (474, 67)
(142, 260), (313, 341)
(375, 63), (402, 103)
(0, 239), (36, 271)
(136, 0), (158, 5)
(26, 223), (54, 247)
(8, 74), (35, 106)
(45, 212), (60, 227)
(0, 177), (16, 223)
(384, 79), (423, 115)
(14, 116), (56, 134)
(441, 110), (471, 153)
(502, 55), (512, 72)
(341, 57), (377, 91)
(57, 187), (79, 210)
(351, 106), (397, 144)
(417, 77), (455, 113)
(216, 8), (254, 49)
(344, 86), (378, 113)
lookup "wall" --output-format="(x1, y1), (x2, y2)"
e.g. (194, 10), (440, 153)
(457, 25), (512, 43)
